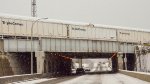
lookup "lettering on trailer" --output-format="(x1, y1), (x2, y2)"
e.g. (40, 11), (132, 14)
(2, 21), (23, 26)
(72, 27), (86, 31)
(119, 32), (130, 35)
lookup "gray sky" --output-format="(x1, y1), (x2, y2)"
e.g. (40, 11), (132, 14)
(0, 0), (150, 29)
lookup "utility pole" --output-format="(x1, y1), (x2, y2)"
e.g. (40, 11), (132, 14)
(31, 0), (37, 17)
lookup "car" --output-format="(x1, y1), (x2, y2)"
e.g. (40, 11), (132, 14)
(84, 67), (91, 71)
(71, 69), (76, 74)
(76, 68), (85, 74)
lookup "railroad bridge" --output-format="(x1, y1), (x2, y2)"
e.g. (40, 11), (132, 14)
(0, 14), (150, 76)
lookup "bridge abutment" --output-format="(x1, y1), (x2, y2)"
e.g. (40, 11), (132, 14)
(0, 52), (37, 76)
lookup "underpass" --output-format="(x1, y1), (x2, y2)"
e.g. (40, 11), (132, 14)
(0, 14), (150, 83)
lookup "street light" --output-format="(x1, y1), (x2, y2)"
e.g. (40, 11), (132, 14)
(31, 18), (48, 74)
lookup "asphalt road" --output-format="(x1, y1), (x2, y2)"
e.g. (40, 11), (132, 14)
(10, 73), (150, 84)
(56, 73), (150, 84)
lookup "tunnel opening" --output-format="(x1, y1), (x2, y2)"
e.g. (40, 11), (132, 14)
(72, 53), (118, 73)
(0, 52), (120, 77)
(0, 52), (119, 76)
(0, 52), (37, 76)
(123, 53), (136, 71)
(72, 58), (113, 73)
(11, 52), (37, 74)
(126, 53), (136, 71)
(44, 52), (118, 76)
(45, 52), (72, 76)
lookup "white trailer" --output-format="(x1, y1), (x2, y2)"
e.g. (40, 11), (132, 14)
(0, 14), (150, 43)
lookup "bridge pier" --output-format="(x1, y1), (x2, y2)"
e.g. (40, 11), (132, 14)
(0, 39), (4, 52)
(0, 53), (13, 76)
(78, 58), (83, 68)
(111, 54), (118, 72)
(35, 51), (45, 74)
(118, 53), (124, 69)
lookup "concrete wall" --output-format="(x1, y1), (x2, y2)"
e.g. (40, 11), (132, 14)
(119, 70), (150, 82)
(0, 53), (13, 76)
(136, 53), (150, 72)
(7, 53), (31, 75)
(0, 53), (31, 76)
(0, 40), (4, 52)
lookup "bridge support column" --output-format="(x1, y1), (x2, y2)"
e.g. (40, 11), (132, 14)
(0, 39), (4, 52)
(35, 51), (45, 74)
(118, 53), (124, 69)
(112, 54), (118, 72)
(45, 55), (50, 74)
(78, 58), (82, 68)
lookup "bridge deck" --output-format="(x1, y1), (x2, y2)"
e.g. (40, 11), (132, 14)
(2, 38), (135, 53)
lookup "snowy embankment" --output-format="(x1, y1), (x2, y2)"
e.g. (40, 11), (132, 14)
(119, 70), (150, 82)
(0, 73), (42, 84)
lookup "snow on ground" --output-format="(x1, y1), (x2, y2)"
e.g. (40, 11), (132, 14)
(58, 73), (150, 84)
(101, 73), (150, 84)
(8, 78), (56, 84)
(7, 73), (150, 84)
(58, 75), (100, 84)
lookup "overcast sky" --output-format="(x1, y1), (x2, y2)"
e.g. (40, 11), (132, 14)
(0, 0), (150, 30)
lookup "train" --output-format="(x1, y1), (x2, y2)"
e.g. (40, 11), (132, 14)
(0, 13), (150, 43)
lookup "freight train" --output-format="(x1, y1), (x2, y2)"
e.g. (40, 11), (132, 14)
(0, 14), (150, 44)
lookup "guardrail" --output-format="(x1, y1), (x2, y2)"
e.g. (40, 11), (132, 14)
(119, 70), (150, 82)
(0, 73), (43, 84)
